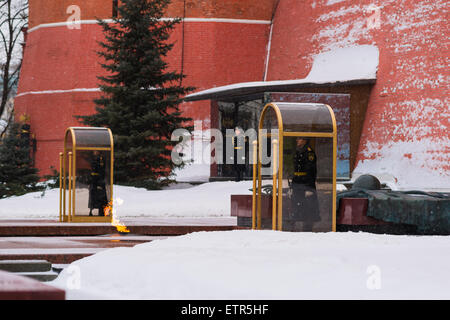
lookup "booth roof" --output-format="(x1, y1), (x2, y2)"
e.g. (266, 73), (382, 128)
(184, 45), (379, 102)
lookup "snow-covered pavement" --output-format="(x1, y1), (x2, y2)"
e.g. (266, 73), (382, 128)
(0, 180), (350, 219)
(50, 230), (450, 300)
(2, 178), (449, 300)
(0, 181), (254, 219)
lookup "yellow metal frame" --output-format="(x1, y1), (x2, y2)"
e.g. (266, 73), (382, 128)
(59, 127), (114, 223)
(252, 103), (337, 232)
(252, 140), (257, 230)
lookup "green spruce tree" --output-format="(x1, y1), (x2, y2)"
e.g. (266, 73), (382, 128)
(78, 0), (194, 188)
(0, 122), (42, 198)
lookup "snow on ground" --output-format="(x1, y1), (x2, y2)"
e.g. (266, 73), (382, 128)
(0, 181), (253, 219)
(49, 230), (450, 300)
(171, 163), (210, 183)
(0, 181), (348, 219)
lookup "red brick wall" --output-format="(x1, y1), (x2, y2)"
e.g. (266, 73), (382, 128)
(19, 0), (447, 184)
(267, 0), (449, 183)
(16, 0), (273, 175)
(29, 0), (111, 27)
(29, 0), (276, 28)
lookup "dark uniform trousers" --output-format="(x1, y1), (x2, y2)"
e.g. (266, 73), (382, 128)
(88, 155), (108, 216)
(291, 144), (320, 230)
(233, 136), (248, 182)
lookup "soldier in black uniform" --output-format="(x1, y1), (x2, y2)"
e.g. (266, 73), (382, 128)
(291, 137), (320, 231)
(232, 127), (248, 182)
(88, 151), (108, 216)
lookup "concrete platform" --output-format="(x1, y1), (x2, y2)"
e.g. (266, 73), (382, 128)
(0, 260), (51, 272)
(0, 260), (58, 282)
(0, 217), (240, 263)
(15, 271), (59, 282)
(0, 235), (168, 263)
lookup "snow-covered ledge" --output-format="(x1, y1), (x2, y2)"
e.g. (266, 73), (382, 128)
(184, 45), (379, 101)
(306, 44), (379, 83)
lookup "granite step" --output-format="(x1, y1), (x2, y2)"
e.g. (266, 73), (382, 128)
(0, 270), (65, 299)
(15, 271), (59, 282)
(0, 260), (51, 273)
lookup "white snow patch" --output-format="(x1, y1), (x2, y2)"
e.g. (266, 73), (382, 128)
(49, 230), (450, 300)
(313, 18), (372, 52)
(317, 5), (361, 22)
(0, 181), (350, 219)
(326, 0), (347, 6)
(385, 1), (446, 33)
(172, 163), (210, 182)
(0, 182), (254, 219)
(353, 138), (450, 191)
(171, 136), (211, 182)
(0, 98), (14, 132)
(307, 45), (379, 82)
(16, 88), (101, 98)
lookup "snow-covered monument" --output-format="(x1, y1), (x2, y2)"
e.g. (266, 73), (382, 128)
(14, 0), (449, 190)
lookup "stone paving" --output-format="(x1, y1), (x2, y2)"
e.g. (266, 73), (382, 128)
(0, 217), (239, 263)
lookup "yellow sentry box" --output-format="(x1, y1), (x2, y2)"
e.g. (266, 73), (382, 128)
(59, 127), (114, 223)
(252, 103), (337, 232)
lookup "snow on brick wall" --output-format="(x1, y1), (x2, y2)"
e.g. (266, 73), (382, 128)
(16, 0), (449, 186)
(268, 0), (449, 189)
(306, 44), (379, 82)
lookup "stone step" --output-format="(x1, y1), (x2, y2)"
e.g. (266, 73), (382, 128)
(0, 249), (110, 264)
(0, 260), (52, 273)
(0, 270), (65, 299)
(15, 271), (59, 282)
(0, 223), (238, 236)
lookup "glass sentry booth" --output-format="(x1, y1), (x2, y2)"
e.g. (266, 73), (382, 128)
(252, 103), (337, 232)
(60, 127), (114, 223)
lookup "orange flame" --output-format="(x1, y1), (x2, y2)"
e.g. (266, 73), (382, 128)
(104, 201), (113, 216)
(104, 200), (130, 233)
(113, 224), (130, 233)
